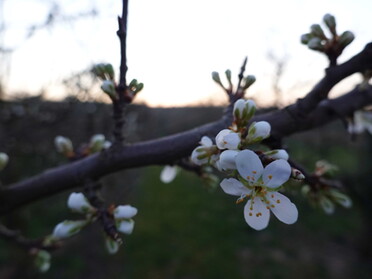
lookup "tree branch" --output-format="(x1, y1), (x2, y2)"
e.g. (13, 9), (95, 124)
(0, 43), (371, 215)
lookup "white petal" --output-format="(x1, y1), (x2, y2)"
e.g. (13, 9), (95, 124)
(117, 219), (135, 235)
(220, 178), (252, 196)
(235, 150), (263, 185)
(114, 205), (138, 219)
(262, 159), (291, 188)
(244, 197), (270, 230)
(267, 192), (298, 224)
(215, 129), (231, 149)
(160, 165), (178, 183)
(264, 149), (289, 160)
(200, 136), (213, 147)
(223, 132), (240, 150)
(218, 150), (239, 170)
(52, 220), (88, 239)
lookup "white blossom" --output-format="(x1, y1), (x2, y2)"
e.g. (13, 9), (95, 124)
(0, 152), (9, 171)
(220, 150), (297, 230)
(54, 136), (73, 155)
(215, 129), (241, 150)
(191, 136), (218, 165)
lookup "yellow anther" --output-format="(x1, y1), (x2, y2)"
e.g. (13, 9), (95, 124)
(252, 171), (257, 174)
(256, 212), (262, 217)
(249, 212), (253, 216)
(268, 175), (273, 179)
(271, 204), (275, 208)
(276, 199), (281, 204)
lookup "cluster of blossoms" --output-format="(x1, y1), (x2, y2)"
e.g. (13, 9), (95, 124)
(190, 99), (299, 230)
(50, 192), (137, 253)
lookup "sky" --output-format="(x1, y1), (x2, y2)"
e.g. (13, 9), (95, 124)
(1, 0), (371, 107)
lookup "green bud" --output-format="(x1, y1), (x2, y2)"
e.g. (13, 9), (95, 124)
(34, 250), (51, 273)
(242, 75), (256, 90)
(0, 152), (9, 171)
(101, 80), (117, 99)
(225, 69), (232, 88)
(89, 134), (106, 153)
(104, 64), (115, 80)
(54, 136), (73, 155)
(92, 63), (107, 79)
(135, 83), (144, 93)
(129, 79), (138, 88)
(338, 31), (355, 48)
(301, 33), (313, 44)
(105, 236), (121, 254)
(329, 190), (352, 208)
(319, 196), (335, 215)
(212, 71), (222, 85)
(323, 14), (336, 35)
(307, 37), (325, 51)
(310, 24), (326, 39)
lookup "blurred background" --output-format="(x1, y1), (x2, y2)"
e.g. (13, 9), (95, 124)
(0, 0), (372, 278)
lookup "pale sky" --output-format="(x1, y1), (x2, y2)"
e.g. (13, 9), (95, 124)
(2, 0), (371, 107)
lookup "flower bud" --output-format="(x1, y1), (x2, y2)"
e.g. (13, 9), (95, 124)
(67, 192), (95, 214)
(323, 14), (336, 35)
(104, 63), (115, 80)
(54, 136), (73, 156)
(329, 190), (352, 208)
(135, 82), (144, 93)
(101, 80), (117, 99)
(291, 168), (305, 180)
(310, 24), (326, 39)
(116, 219), (135, 235)
(246, 121), (271, 143)
(314, 160), (338, 176)
(160, 165), (178, 183)
(307, 37), (324, 51)
(89, 134), (106, 153)
(34, 250), (51, 273)
(114, 205), (138, 220)
(215, 129), (241, 150)
(264, 149), (289, 160)
(319, 196), (335, 215)
(225, 69), (232, 86)
(0, 152), (9, 171)
(105, 236), (120, 254)
(92, 63), (106, 79)
(52, 220), (89, 239)
(191, 136), (218, 165)
(233, 99), (256, 126)
(301, 33), (313, 44)
(242, 75), (256, 90)
(338, 31), (354, 48)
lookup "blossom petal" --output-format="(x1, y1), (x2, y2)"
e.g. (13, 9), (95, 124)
(262, 159), (291, 188)
(160, 165), (178, 183)
(117, 219), (135, 235)
(220, 178), (252, 196)
(267, 192), (298, 224)
(200, 136), (213, 147)
(244, 197), (270, 230)
(236, 150), (264, 185)
(114, 205), (138, 219)
(218, 150), (239, 170)
(223, 133), (240, 150)
(215, 129), (231, 149)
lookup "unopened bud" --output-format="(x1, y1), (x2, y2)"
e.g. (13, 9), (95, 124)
(225, 69), (232, 84)
(67, 192), (95, 214)
(129, 79), (138, 88)
(338, 31), (354, 48)
(307, 37), (324, 51)
(101, 80), (117, 99)
(329, 190), (352, 208)
(0, 152), (9, 171)
(319, 196), (335, 215)
(105, 236), (121, 254)
(89, 134), (106, 153)
(310, 24), (326, 39)
(291, 168), (305, 180)
(301, 185), (311, 196)
(135, 83), (144, 93)
(301, 33), (313, 44)
(323, 14), (336, 35)
(54, 136), (73, 156)
(246, 121), (271, 143)
(34, 250), (51, 273)
(52, 220), (89, 239)
(92, 63), (106, 79)
(242, 75), (256, 90)
(264, 149), (289, 161)
(114, 205), (138, 220)
(116, 219), (135, 235)
(212, 71), (222, 85)
(104, 64), (115, 80)
(233, 99), (256, 124)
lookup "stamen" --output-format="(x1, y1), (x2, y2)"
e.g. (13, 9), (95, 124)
(256, 212), (262, 217)
(252, 171), (257, 174)
(249, 212), (253, 216)
(276, 199), (281, 204)
(268, 175), (273, 179)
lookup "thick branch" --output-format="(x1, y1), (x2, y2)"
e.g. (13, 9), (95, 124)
(0, 43), (371, 215)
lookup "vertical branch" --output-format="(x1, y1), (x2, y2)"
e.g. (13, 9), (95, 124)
(113, 0), (129, 144)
